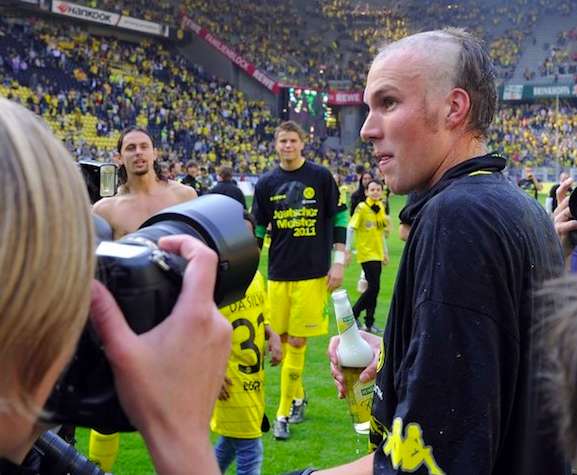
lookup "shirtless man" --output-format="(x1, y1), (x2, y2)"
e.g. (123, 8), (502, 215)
(94, 126), (197, 239)
(90, 126), (197, 470)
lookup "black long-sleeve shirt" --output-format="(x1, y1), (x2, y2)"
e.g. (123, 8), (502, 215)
(371, 154), (569, 475)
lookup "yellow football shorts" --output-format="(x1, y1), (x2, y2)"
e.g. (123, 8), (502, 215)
(267, 277), (329, 337)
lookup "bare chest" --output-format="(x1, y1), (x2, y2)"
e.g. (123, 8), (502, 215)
(110, 194), (180, 239)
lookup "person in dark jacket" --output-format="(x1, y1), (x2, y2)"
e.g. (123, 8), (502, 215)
(181, 159), (201, 194)
(210, 165), (246, 209)
(319, 27), (569, 475)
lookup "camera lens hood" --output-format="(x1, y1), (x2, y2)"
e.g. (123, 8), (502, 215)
(139, 194), (259, 307)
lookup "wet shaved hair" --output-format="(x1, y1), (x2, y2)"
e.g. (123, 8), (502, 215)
(374, 28), (497, 138)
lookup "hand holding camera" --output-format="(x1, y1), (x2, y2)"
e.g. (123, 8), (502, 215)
(89, 236), (230, 473)
(553, 177), (577, 261)
(45, 193), (259, 433)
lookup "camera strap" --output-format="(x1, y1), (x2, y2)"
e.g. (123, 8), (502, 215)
(0, 458), (37, 475)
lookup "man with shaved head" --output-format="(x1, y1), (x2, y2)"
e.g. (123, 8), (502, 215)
(290, 29), (570, 475)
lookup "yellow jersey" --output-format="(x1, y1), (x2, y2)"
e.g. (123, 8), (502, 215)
(349, 199), (390, 263)
(211, 271), (268, 438)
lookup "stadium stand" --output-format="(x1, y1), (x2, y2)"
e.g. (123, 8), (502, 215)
(74, 0), (175, 26)
(0, 16), (278, 172)
(2, 2), (577, 173)
(490, 102), (577, 168)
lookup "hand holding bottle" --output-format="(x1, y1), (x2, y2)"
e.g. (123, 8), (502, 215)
(329, 290), (381, 434)
(328, 332), (381, 399)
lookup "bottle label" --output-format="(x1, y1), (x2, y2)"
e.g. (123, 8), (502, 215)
(337, 313), (355, 334)
(342, 367), (374, 425)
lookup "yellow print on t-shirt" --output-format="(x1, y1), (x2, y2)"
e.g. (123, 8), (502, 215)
(383, 417), (445, 475)
(273, 208), (319, 238)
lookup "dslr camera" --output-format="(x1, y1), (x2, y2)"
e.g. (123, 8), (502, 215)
(44, 161), (259, 433)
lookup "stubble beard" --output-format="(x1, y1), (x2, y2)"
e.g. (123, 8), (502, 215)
(131, 167), (149, 177)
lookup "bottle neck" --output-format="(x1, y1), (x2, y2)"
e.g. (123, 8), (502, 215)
(339, 322), (366, 347)
(336, 310), (355, 335)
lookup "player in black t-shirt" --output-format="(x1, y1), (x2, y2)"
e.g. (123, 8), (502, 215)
(307, 29), (569, 475)
(252, 121), (348, 440)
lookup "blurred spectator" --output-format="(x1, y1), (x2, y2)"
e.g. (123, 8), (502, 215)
(210, 165), (246, 209)
(198, 166), (215, 194)
(181, 160), (201, 192)
(518, 166), (543, 199)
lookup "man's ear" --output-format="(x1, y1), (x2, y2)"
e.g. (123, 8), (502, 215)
(112, 153), (122, 165)
(445, 88), (471, 130)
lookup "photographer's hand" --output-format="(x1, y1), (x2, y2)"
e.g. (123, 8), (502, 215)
(90, 235), (230, 475)
(554, 177), (577, 265)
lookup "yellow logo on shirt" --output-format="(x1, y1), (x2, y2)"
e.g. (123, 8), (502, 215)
(383, 418), (445, 475)
(376, 339), (385, 372)
(303, 187), (315, 199)
(270, 193), (287, 202)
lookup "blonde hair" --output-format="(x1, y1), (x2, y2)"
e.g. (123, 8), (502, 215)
(542, 274), (577, 463)
(0, 98), (94, 411)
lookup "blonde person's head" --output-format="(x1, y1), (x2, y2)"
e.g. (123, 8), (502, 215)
(0, 98), (94, 415)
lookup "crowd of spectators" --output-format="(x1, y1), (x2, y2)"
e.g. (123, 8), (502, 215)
(489, 101), (577, 168)
(179, 0), (344, 89)
(539, 26), (577, 79)
(48, 0), (577, 91)
(308, 0), (408, 89)
(75, 0), (175, 26)
(3, 8), (577, 186)
(0, 16), (279, 174)
(409, 0), (541, 80)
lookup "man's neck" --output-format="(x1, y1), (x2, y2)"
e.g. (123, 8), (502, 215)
(126, 172), (162, 194)
(427, 135), (488, 189)
(280, 156), (305, 172)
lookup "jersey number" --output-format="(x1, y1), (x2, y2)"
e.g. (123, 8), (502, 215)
(232, 314), (265, 374)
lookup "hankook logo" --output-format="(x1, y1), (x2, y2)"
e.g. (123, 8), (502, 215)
(54, 1), (115, 23)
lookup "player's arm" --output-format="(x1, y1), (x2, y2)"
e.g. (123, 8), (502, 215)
(346, 208), (361, 253)
(251, 181), (269, 249)
(254, 224), (267, 249)
(345, 226), (354, 253)
(327, 207), (348, 291)
(287, 453), (374, 475)
(93, 197), (119, 229)
(383, 213), (391, 239)
(265, 324), (282, 365)
(382, 234), (389, 265)
(530, 174), (542, 191)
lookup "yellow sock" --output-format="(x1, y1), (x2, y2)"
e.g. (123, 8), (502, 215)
(277, 343), (307, 419)
(294, 379), (305, 401)
(89, 430), (120, 472)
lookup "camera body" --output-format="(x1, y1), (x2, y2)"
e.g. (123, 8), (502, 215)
(45, 165), (259, 432)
